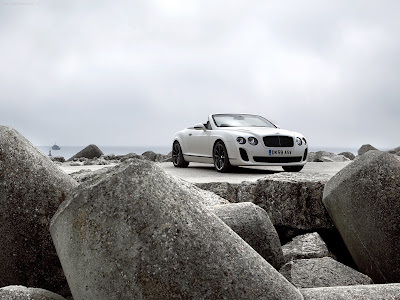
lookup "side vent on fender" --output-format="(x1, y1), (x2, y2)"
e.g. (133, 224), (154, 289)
(303, 148), (308, 161)
(239, 148), (249, 161)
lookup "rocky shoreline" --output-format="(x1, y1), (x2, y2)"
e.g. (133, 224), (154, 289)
(1, 126), (399, 300)
(50, 143), (400, 169)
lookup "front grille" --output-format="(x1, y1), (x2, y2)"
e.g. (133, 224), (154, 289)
(253, 156), (302, 163)
(263, 136), (294, 147)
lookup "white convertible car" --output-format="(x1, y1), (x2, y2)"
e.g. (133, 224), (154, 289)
(172, 113), (308, 172)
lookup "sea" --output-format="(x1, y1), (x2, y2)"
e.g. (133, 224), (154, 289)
(36, 145), (363, 160)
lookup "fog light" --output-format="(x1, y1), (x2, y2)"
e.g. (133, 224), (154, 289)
(236, 137), (246, 144)
(248, 137), (258, 145)
(296, 137), (302, 146)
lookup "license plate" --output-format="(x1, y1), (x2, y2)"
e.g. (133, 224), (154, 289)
(269, 150), (292, 156)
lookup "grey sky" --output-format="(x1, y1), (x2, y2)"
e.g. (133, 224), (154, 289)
(1, 0), (399, 149)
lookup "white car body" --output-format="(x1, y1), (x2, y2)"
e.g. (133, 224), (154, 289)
(173, 113), (308, 171)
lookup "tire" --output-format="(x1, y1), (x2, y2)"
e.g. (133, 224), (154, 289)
(172, 141), (189, 168)
(282, 166), (303, 172)
(213, 141), (231, 172)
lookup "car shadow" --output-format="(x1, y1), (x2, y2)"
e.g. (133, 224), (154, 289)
(187, 164), (283, 175)
(229, 166), (284, 174)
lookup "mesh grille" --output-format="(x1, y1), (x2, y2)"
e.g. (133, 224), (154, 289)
(263, 136), (294, 147)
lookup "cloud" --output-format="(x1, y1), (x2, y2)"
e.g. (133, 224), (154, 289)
(0, 0), (399, 149)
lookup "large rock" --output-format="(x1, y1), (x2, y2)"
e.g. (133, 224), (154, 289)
(198, 173), (334, 231)
(50, 159), (302, 300)
(51, 156), (66, 163)
(119, 153), (147, 162)
(208, 202), (284, 269)
(0, 126), (78, 296)
(323, 151), (400, 283)
(196, 182), (238, 202)
(69, 166), (118, 183)
(338, 152), (355, 160)
(280, 257), (373, 288)
(0, 286), (66, 300)
(141, 150), (157, 161)
(311, 151), (350, 162)
(300, 284), (400, 300)
(68, 163), (228, 206)
(141, 151), (172, 163)
(282, 232), (331, 263)
(387, 146), (400, 154)
(67, 144), (104, 161)
(155, 153), (172, 162)
(357, 144), (378, 155)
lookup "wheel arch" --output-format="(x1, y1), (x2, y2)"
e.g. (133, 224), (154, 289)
(173, 131), (188, 154)
(212, 138), (230, 155)
(212, 138), (232, 159)
(212, 138), (225, 149)
(211, 138), (233, 172)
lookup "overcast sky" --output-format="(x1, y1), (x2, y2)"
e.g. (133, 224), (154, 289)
(1, 0), (399, 149)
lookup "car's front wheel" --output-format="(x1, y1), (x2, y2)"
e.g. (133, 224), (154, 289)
(172, 141), (189, 168)
(282, 166), (303, 172)
(213, 141), (231, 172)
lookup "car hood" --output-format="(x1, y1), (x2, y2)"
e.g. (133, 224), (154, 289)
(219, 127), (297, 137)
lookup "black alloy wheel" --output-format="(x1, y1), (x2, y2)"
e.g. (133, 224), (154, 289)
(213, 141), (231, 172)
(282, 166), (303, 172)
(172, 141), (189, 168)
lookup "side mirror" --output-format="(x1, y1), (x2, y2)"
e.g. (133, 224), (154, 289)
(193, 123), (206, 131)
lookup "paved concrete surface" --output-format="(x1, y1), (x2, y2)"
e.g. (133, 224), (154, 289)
(58, 155), (400, 183)
(59, 161), (351, 184)
(158, 162), (352, 184)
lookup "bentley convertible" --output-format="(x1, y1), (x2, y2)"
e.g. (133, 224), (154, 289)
(172, 113), (308, 172)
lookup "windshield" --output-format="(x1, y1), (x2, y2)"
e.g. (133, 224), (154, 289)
(212, 114), (276, 128)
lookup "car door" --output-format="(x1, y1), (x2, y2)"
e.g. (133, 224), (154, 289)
(186, 128), (211, 158)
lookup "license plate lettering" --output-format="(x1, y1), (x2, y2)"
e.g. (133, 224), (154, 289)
(269, 150), (292, 155)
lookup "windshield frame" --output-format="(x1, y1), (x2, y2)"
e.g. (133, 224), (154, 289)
(211, 114), (277, 128)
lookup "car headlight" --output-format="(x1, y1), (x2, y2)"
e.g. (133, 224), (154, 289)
(296, 137), (302, 146)
(248, 137), (258, 145)
(236, 137), (246, 144)
(302, 137), (307, 145)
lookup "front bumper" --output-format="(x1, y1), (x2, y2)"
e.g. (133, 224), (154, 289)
(226, 141), (308, 166)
